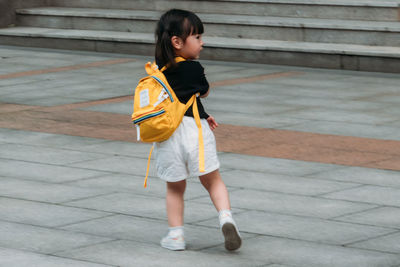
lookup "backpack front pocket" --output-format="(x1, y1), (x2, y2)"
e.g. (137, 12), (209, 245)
(132, 107), (174, 142)
(133, 108), (166, 124)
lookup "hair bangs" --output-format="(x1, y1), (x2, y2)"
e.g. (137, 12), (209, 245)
(182, 13), (204, 40)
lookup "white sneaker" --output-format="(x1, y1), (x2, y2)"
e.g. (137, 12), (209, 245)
(219, 212), (242, 251)
(160, 234), (186, 251)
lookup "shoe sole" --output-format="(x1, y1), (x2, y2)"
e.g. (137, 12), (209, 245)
(222, 223), (242, 251)
(160, 241), (185, 251)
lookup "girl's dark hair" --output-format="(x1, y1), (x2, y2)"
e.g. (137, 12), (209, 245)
(155, 9), (204, 69)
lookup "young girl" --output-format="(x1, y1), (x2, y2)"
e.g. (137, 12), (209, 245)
(154, 9), (241, 251)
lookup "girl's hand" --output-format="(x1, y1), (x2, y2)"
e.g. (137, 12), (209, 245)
(207, 116), (219, 131)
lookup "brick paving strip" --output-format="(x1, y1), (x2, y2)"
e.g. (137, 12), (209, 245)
(0, 58), (136, 79)
(0, 60), (399, 171)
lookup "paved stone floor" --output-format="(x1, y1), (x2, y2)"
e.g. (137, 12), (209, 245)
(0, 45), (400, 267)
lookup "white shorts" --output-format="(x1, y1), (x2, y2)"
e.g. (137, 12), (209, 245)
(154, 116), (220, 182)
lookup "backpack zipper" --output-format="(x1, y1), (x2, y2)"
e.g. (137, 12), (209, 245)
(133, 108), (166, 124)
(150, 76), (174, 102)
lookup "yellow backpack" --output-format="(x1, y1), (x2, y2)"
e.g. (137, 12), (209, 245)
(132, 57), (205, 187)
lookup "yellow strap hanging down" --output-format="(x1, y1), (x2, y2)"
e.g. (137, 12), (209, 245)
(192, 94), (205, 173)
(143, 144), (154, 188)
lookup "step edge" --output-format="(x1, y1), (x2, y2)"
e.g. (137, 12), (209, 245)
(16, 8), (400, 32)
(1, 28), (399, 58)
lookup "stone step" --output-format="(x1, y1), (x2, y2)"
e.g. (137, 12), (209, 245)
(16, 8), (400, 46)
(46, 0), (400, 21)
(0, 27), (399, 73)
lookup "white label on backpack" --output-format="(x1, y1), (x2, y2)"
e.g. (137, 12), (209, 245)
(139, 89), (150, 108)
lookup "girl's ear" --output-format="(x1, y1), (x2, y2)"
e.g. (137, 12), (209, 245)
(171, 36), (183, 50)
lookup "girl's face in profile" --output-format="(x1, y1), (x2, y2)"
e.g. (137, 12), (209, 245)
(175, 34), (204, 60)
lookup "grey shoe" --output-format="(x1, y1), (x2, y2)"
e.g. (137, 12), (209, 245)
(222, 222), (242, 251)
(219, 212), (241, 251)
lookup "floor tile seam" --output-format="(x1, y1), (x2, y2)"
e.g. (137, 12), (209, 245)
(0, 157), (121, 176)
(0, 58), (137, 80)
(320, 182), (400, 194)
(206, 66), (248, 75)
(226, 205), (380, 222)
(209, 71), (305, 88)
(343, 229), (400, 249)
(47, 95), (133, 111)
(207, 105), (311, 117)
(0, 153), (116, 169)
(276, 115), (400, 131)
(49, 238), (121, 259)
(224, 184), (365, 199)
(59, 173), (140, 186)
(60, 154), (124, 167)
(329, 180), (400, 192)
(56, 212), (170, 230)
(0, 139), (118, 155)
(50, 225), (200, 252)
(58, 191), (128, 205)
(54, 214), (118, 229)
(299, 165), (350, 179)
(353, 91), (400, 102)
(330, 216), (400, 232)
(61, 190), (171, 205)
(56, 203), (167, 221)
(271, 101), (398, 116)
(57, 214), (168, 231)
(188, 202), (381, 224)
(0, 173), (116, 187)
(217, 163), (334, 178)
(221, 168), (363, 187)
(0, 140), (151, 160)
(319, 194), (400, 208)
(312, 184), (367, 198)
(0, 217), (118, 241)
(275, 112), (399, 126)
(191, 222), (395, 251)
(328, 205), (387, 221)
(329, 217), (400, 233)
(0, 195), (115, 213)
(64, 165), (159, 179)
(222, 182), (365, 197)
(0, 245), (119, 267)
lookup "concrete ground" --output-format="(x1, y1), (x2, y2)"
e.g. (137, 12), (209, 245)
(0, 45), (400, 267)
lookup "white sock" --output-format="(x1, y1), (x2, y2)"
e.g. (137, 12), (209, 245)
(219, 209), (232, 218)
(168, 226), (184, 237)
(219, 209), (234, 226)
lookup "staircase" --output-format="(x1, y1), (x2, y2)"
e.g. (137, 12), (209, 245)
(0, 0), (399, 73)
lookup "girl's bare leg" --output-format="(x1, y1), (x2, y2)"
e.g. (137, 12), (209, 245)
(166, 180), (186, 227)
(199, 169), (230, 211)
(200, 169), (241, 251)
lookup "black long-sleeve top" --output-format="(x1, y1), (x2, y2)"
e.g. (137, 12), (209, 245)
(163, 61), (209, 119)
